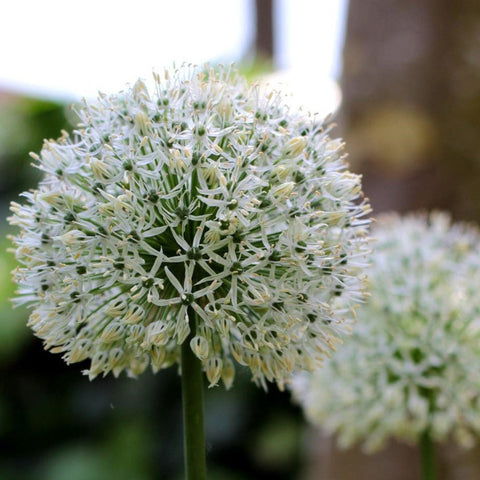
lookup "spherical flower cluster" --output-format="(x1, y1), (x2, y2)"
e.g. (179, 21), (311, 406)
(292, 212), (480, 451)
(8, 65), (370, 388)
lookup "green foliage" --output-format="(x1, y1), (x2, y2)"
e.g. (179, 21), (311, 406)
(251, 413), (302, 471)
(38, 421), (152, 480)
(0, 232), (29, 361)
(0, 96), (68, 198)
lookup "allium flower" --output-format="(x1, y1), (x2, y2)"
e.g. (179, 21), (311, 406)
(8, 65), (370, 388)
(292, 212), (480, 451)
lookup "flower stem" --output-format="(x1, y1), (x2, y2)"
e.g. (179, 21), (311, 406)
(419, 430), (435, 480)
(181, 308), (207, 480)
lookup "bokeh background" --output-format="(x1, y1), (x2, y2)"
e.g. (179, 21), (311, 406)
(1, 1), (480, 479)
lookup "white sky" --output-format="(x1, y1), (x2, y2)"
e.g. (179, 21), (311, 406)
(0, 0), (346, 112)
(276, 0), (347, 78)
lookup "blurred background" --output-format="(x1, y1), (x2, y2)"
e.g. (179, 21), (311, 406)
(1, 1), (480, 479)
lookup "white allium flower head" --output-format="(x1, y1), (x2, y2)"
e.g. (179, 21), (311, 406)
(292, 212), (480, 451)
(8, 64), (370, 389)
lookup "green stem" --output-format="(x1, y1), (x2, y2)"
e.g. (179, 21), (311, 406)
(181, 308), (207, 480)
(419, 430), (435, 480)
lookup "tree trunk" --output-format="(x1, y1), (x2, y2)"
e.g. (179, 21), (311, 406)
(254, 0), (274, 61)
(340, 0), (480, 220)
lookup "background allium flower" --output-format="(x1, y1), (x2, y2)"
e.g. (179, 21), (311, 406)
(8, 65), (370, 388)
(292, 212), (480, 451)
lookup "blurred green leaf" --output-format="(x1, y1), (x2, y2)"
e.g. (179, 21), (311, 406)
(0, 232), (29, 361)
(39, 421), (153, 480)
(39, 446), (108, 480)
(251, 413), (301, 470)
